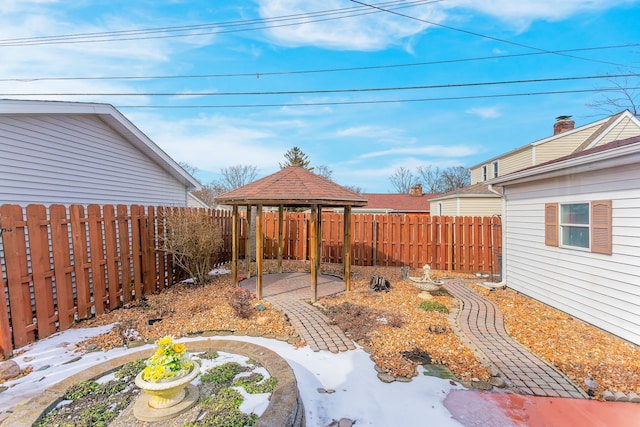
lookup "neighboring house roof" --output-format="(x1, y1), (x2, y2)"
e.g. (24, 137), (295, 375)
(215, 166), (368, 207)
(491, 134), (640, 186)
(359, 193), (435, 212)
(429, 183), (499, 201)
(468, 110), (639, 169)
(0, 99), (200, 190)
(187, 192), (210, 208)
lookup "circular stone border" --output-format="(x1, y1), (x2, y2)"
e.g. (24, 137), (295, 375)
(5, 339), (305, 427)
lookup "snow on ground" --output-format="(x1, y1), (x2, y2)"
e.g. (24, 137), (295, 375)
(1, 326), (464, 426)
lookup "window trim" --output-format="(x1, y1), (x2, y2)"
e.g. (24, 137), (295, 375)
(544, 200), (612, 255)
(482, 165), (487, 181)
(492, 161), (499, 178)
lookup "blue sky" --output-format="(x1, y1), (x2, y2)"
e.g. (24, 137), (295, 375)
(1, 1), (639, 192)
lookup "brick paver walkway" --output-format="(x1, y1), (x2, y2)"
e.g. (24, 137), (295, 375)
(445, 280), (586, 399)
(240, 273), (356, 353)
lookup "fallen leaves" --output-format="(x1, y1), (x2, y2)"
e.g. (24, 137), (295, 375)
(473, 284), (640, 397)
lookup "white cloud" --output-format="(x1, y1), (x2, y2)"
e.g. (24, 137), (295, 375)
(447, 0), (636, 27)
(360, 145), (477, 159)
(255, 0), (446, 51)
(465, 106), (502, 119)
(130, 112), (296, 175)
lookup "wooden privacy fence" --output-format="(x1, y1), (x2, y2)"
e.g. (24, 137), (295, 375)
(0, 204), (500, 357)
(260, 212), (501, 272)
(0, 204), (233, 357)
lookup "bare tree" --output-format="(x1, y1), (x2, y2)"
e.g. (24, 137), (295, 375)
(416, 165), (444, 193)
(389, 167), (418, 193)
(344, 185), (363, 194)
(441, 166), (470, 192)
(191, 182), (225, 206)
(179, 161), (200, 182)
(586, 72), (640, 117)
(314, 165), (333, 180)
(219, 164), (258, 191)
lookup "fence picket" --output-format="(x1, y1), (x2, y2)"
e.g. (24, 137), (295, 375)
(26, 204), (57, 339)
(50, 205), (75, 329)
(1, 204), (35, 347)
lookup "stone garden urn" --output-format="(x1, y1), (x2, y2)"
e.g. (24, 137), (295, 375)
(133, 361), (201, 421)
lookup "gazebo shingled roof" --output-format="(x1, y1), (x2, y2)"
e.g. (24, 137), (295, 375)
(214, 166), (367, 302)
(215, 165), (368, 207)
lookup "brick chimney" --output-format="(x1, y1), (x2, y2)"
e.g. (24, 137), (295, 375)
(410, 184), (422, 196)
(554, 115), (575, 135)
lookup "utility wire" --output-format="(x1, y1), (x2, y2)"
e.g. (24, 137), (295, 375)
(113, 86), (640, 109)
(4, 74), (637, 97)
(350, 0), (632, 69)
(3, 43), (638, 83)
(0, 0), (439, 47)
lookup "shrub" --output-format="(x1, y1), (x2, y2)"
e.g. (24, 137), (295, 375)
(419, 300), (449, 314)
(227, 288), (255, 319)
(159, 208), (223, 285)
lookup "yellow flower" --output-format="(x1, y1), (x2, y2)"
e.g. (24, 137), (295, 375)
(155, 347), (165, 355)
(173, 343), (186, 354)
(157, 336), (172, 346)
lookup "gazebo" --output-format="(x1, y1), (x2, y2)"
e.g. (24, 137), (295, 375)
(215, 166), (368, 302)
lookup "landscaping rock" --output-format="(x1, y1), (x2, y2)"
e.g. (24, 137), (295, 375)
(63, 356), (82, 365)
(256, 316), (269, 326)
(417, 291), (433, 300)
(614, 391), (629, 402)
(627, 392), (640, 403)
(489, 376), (506, 388)
(601, 391), (615, 401)
(471, 378), (493, 391)
(377, 372), (395, 383)
(0, 360), (20, 381)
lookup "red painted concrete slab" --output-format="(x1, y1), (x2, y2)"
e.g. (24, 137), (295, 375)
(444, 389), (640, 427)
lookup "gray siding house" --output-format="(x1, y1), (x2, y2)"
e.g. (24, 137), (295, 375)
(0, 99), (199, 206)
(491, 135), (640, 346)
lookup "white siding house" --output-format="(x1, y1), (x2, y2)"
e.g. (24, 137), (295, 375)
(491, 135), (640, 345)
(0, 99), (199, 206)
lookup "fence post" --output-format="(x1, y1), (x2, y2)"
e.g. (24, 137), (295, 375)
(70, 205), (92, 320)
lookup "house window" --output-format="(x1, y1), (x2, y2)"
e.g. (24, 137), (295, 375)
(545, 201), (612, 254)
(560, 203), (590, 248)
(492, 161), (499, 178)
(482, 165), (487, 181)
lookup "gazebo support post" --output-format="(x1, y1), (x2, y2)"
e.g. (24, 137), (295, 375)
(256, 204), (264, 300)
(277, 205), (284, 273)
(317, 206), (322, 274)
(310, 204), (318, 302)
(245, 205), (252, 279)
(343, 206), (352, 291)
(232, 205), (239, 286)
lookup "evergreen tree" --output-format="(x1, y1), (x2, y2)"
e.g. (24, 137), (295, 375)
(280, 146), (313, 170)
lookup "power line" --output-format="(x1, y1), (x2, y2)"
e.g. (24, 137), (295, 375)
(350, 0), (632, 69)
(3, 43), (638, 83)
(112, 86), (640, 109)
(0, 0), (439, 47)
(3, 73), (637, 97)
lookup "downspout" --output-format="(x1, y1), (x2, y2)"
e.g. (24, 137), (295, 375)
(483, 184), (507, 289)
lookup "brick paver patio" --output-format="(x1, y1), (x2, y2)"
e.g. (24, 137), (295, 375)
(240, 272), (356, 353)
(445, 279), (586, 399)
